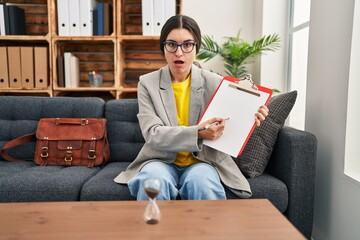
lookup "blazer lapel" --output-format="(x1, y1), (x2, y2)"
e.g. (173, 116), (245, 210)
(189, 65), (204, 126)
(159, 66), (178, 126)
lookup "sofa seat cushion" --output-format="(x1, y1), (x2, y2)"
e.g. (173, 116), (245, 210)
(80, 162), (135, 201)
(82, 162), (288, 214)
(226, 173), (288, 213)
(0, 161), (101, 202)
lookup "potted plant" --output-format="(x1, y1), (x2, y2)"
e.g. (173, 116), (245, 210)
(197, 31), (281, 79)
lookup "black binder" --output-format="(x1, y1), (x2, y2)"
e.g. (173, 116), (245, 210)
(7, 5), (26, 35)
(2, 4), (10, 35)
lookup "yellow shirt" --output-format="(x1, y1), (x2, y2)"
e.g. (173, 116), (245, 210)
(172, 75), (199, 167)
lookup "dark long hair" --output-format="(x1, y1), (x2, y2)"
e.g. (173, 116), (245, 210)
(160, 15), (202, 55)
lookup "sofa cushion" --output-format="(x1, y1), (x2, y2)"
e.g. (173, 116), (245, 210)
(0, 161), (101, 202)
(0, 96), (105, 120)
(234, 91), (297, 178)
(81, 162), (135, 200)
(0, 96), (105, 161)
(105, 99), (145, 162)
(226, 173), (288, 213)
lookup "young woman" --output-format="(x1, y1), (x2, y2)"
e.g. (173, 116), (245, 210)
(114, 15), (269, 200)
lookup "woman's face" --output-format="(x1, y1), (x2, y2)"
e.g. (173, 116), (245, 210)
(163, 28), (197, 79)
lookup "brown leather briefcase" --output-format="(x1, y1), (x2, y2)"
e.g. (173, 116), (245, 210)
(1, 118), (110, 167)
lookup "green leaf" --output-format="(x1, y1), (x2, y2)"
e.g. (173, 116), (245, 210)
(196, 31), (281, 79)
(197, 35), (220, 62)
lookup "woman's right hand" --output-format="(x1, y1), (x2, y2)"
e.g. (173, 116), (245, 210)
(198, 117), (226, 140)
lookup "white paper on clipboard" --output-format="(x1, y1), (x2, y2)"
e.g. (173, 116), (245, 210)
(198, 75), (272, 157)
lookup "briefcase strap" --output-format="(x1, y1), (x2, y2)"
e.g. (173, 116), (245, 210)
(87, 139), (96, 167)
(40, 139), (49, 167)
(0, 133), (36, 162)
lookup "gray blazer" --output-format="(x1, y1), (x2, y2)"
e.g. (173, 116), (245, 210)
(114, 64), (251, 198)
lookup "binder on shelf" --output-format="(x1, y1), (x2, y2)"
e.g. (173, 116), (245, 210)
(0, 46), (9, 88)
(57, 0), (70, 36)
(109, 4), (113, 35)
(80, 0), (97, 36)
(63, 52), (79, 88)
(20, 47), (34, 89)
(34, 47), (48, 89)
(198, 75), (272, 157)
(141, 0), (154, 35)
(164, 0), (176, 22)
(92, 9), (98, 35)
(2, 4), (10, 35)
(69, 0), (80, 36)
(103, 3), (110, 35)
(64, 52), (72, 87)
(153, 0), (164, 36)
(7, 46), (22, 88)
(70, 54), (80, 87)
(0, 4), (6, 36)
(141, 0), (175, 36)
(97, 2), (104, 35)
(57, 55), (65, 88)
(8, 5), (26, 35)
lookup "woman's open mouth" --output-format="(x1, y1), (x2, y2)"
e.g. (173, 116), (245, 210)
(174, 60), (184, 65)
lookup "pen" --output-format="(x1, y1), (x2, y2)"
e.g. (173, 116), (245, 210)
(198, 118), (230, 131)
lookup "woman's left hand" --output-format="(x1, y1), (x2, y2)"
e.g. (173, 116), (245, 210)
(255, 105), (269, 127)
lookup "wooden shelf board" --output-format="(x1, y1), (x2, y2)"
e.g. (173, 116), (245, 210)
(52, 87), (117, 91)
(119, 35), (160, 41)
(0, 35), (49, 41)
(52, 36), (116, 42)
(119, 87), (138, 92)
(0, 89), (51, 92)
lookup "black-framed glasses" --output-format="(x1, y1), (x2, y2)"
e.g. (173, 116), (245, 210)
(162, 41), (197, 53)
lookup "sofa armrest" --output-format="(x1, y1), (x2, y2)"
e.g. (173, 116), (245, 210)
(266, 126), (317, 239)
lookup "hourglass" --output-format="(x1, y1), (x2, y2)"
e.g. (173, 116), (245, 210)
(143, 177), (161, 224)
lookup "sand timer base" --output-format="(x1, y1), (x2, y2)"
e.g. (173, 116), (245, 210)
(144, 199), (161, 224)
(146, 219), (159, 225)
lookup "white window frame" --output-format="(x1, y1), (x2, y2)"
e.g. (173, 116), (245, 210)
(344, 0), (360, 183)
(287, 0), (311, 130)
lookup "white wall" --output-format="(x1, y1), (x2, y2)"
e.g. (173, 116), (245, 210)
(306, 0), (360, 239)
(182, 0), (255, 77)
(182, 0), (287, 91)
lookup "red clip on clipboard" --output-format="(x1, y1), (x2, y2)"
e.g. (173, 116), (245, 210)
(198, 75), (272, 157)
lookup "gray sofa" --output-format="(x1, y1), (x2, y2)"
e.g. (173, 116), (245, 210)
(0, 96), (316, 239)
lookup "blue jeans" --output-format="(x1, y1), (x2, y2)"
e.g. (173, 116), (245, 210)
(128, 161), (226, 200)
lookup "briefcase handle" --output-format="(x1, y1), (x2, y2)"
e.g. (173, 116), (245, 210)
(55, 118), (89, 125)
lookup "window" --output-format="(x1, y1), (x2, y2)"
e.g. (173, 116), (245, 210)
(344, 0), (360, 183)
(287, 0), (311, 130)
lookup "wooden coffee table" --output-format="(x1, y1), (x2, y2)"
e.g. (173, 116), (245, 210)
(0, 199), (305, 240)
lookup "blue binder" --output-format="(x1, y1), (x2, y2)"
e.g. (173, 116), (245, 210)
(97, 2), (104, 36)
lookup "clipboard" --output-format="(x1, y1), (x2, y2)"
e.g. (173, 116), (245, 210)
(198, 75), (272, 157)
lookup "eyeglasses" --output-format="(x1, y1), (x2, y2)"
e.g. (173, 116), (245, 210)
(162, 41), (196, 53)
